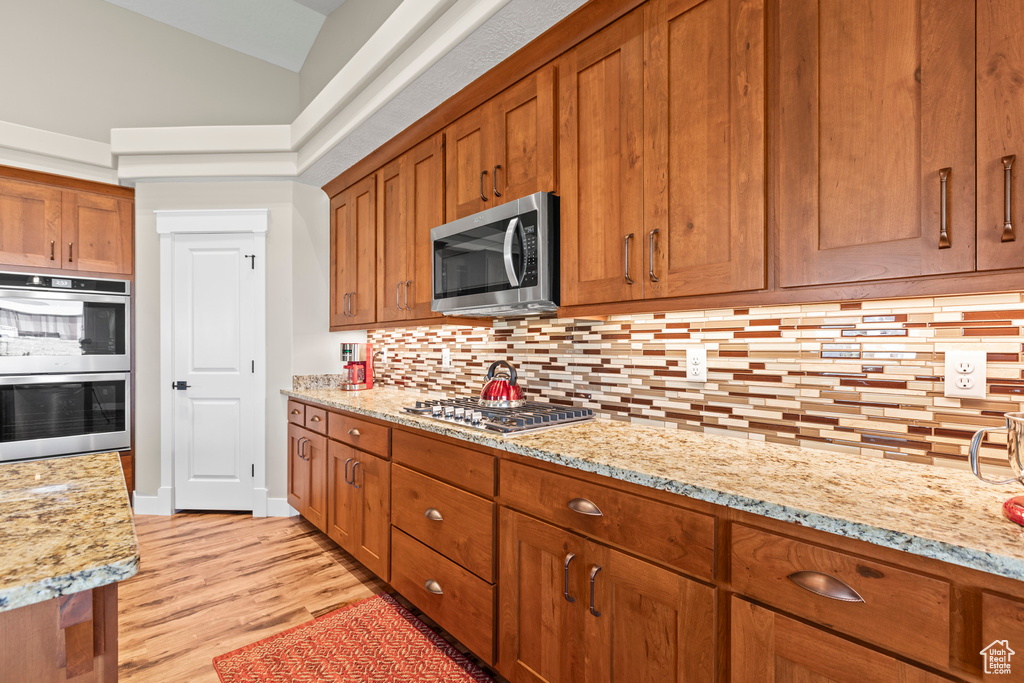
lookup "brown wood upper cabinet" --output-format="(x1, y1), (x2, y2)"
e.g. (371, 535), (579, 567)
(330, 174), (376, 328)
(0, 179), (132, 275)
(445, 65), (556, 220)
(776, 0), (975, 287)
(560, 0), (766, 307)
(977, 0), (1024, 271)
(376, 134), (445, 323)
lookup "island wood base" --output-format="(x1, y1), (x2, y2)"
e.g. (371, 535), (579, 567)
(0, 584), (118, 683)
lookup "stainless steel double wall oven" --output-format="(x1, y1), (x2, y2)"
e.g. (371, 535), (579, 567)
(0, 272), (131, 462)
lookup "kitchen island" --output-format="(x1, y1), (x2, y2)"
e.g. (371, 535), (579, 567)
(0, 452), (139, 682)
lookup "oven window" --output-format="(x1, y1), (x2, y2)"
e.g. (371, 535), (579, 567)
(434, 211), (538, 299)
(0, 298), (127, 357)
(0, 379), (127, 442)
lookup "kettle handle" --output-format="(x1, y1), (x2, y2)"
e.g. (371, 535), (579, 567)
(486, 359), (517, 385)
(969, 426), (1020, 485)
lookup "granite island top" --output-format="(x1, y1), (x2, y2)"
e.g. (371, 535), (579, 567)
(284, 385), (1024, 582)
(0, 452), (140, 613)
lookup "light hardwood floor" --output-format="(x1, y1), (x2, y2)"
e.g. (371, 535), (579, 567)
(118, 513), (385, 682)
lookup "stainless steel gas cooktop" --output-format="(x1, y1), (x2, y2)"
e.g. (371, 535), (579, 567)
(403, 397), (594, 436)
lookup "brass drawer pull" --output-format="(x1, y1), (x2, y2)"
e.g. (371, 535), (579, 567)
(563, 553), (576, 603)
(624, 233), (634, 284)
(68, 242), (73, 263)
(788, 571), (865, 603)
(589, 564), (602, 617)
(568, 497), (603, 516)
(50, 240), (55, 261)
(310, 415), (321, 423)
(425, 579), (443, 595)
(938, 168), (951, 248)
(424, 508), (444, 522)
(648, 229), (660, 281)
(1003, 155), (1016, 242)
(290, 409), (301, 415)
(347, 428), (361, 437)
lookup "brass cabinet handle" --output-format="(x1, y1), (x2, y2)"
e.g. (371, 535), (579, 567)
(480, 170), (488, 202)
(589, 564), (602, 616)
(290, 408), (301, 415)
(567, 497), (603, 516)
(351, 460), (361, 489)
(424, 579), (443, 595)
(310, 415), (321, 423)
(343, 457), (353, 484)
(788, 571), (865, 603)
(68, 242), (73, 263)
(563, 553), (576, 603)
(396, 281), (403, 310)
(1003, 155), (1016, 242)
(624, 233), (634, 284)
(50, 241), (55, 261)
(493, 164), (502, 198)
(404, 280), (412, 310)
(648, 229), (660, 281)
(347, 428), (360, 437)
(938, 168), (951, 249)
(424, 508), (444, 522)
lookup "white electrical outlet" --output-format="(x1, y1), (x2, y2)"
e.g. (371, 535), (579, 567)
(686, 347), (708, 383)
(441, 347), (452, 368)
(944, 349), (986, 399)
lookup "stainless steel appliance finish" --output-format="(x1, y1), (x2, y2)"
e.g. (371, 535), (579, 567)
(969, 412), (1024, 487)
(0, 272), (131, 374)
(404, 397), (593, 436)
(0, 372), (131, 462)
(431, 191), (558, 317)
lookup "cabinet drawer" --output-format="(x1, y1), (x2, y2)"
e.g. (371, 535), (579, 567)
(500, 460), (715, 580)
(983, 592), (1024, 675)
(287, 400), (304, 425)
(304, 405), (327, 434)
(392, 465), (494, 581)
(393, 429), (494, 496)
(730, 524), (950, 668)
(391, 529), (494, 664)
(328, 411), (389, 457)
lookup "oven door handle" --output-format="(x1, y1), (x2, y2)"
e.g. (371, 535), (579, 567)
(503, 217), (521, 288)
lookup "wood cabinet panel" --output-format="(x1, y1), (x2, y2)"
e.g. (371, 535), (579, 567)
(327, 441), (390, 580)
(376, 157), (407, 324)
(0, 178), (61, 269)
(304, 405), (327, 434)
(287, 400), (304, 425)
(287, 423), (310, 518)
(977, 0), (1024, 271)
(446, 108), (490, 220)
(776, 0), (975, 287)
(559, 9), (645, 306)
(500, 459), (715, 580)
(982, 592), (1024, 677)
(327, 411), (389, 458)
(392, 429), (495, 496)
(730, 523), (950, 668)
(392, 465), (495, 581)
(287, 423), (326, 532)
(61, 192), (133, 275)
(392, 529), (495, 665)
(731, 598), (950, 683)
(644, 0), (765, 298)
(327, 440), (357, 550)
(330, 175), (376, 328)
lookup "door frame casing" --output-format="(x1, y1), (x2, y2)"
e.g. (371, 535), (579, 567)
(153, 209), (268, 516)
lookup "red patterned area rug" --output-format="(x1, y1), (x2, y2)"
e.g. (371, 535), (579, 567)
(213, 593), (494, 682)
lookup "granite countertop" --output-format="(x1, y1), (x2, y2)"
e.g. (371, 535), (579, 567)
(284, 385), (1024, 582)
(0, 452), (140, 613)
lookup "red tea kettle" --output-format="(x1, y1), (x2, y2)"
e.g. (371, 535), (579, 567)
(479, 360), (525, 407)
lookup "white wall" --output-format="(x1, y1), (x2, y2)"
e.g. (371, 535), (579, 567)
(0, 0), (300, 142)
(134, 180), (350, 501)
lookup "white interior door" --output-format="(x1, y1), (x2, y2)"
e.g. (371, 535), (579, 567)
(172, 232), (256, 510)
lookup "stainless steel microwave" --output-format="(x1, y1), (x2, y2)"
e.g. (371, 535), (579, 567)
(431, 191), (558, 317)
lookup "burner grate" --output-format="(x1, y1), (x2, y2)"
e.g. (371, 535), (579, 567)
(403, 397), (594, 435)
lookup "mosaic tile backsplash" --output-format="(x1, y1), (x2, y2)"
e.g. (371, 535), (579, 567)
(367, 292), (1024, 474)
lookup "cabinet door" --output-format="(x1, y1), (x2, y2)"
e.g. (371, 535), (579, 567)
(287, 423), (310, 516)
(492, 65), (557, 203)
(352, 451), (390, 581)
(559, 10), (645, 306)
(584, 541), (715, 683)
(731, 598), (948, 682)
(330, 175), (376, 328)
(0, 178), (61, 269)
(327, 440), (359, 551)
(376, 157), (409, 323)
(644, 0), (765, 298)
(978, 0), (1024, 271)
(498, 508), (587, 683)
(777, 0), (975, 287)
(62, 192), (133, 275)
(446, 106), (491, 220)
(304, 431), (328, 532)
(404, 134), (445, 320)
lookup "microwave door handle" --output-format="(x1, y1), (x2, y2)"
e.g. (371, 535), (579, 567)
(503, 217), (521, 287)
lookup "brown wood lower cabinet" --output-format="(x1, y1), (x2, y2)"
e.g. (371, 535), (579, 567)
(730, 598), (949, 682)
(498, 508), (715, 683)
(326, 441), (390, 580)
(287, 423), (326, 532)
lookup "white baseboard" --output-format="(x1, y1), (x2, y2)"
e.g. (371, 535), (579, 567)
(132, 486), (174, 515)
(253, 487), (270, 517)
(267, 497), (299, 517)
